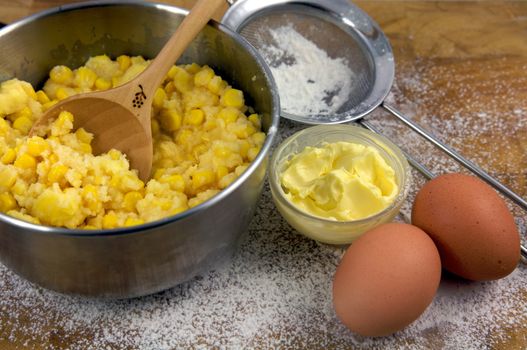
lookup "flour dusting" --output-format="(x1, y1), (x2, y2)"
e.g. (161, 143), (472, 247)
(259, 25), (354, 117)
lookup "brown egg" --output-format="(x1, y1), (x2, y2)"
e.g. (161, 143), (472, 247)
(412, 173), (520, 281)
(332, 223), (441, 337)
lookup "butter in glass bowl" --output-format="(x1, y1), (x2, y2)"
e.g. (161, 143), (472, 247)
(269, 124), (411, 245)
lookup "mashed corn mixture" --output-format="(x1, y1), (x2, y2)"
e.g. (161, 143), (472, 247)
(0, 55), (265, 229)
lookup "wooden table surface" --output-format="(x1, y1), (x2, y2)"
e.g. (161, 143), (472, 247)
(0, 1), (526, 349)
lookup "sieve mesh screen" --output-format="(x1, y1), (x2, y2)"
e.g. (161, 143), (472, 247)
(237, 4), (375, 123)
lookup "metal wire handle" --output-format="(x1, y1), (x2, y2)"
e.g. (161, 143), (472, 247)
(359, 106), (527, 260)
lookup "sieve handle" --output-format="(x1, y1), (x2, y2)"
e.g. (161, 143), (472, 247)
(381, 102), (527, 212)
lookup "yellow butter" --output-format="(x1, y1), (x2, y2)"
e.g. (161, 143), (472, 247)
(280, 141), (398, 221)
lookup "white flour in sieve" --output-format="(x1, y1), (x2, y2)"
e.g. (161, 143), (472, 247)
(259, 25), (354, 117)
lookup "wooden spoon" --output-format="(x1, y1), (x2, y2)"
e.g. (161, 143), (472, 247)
(30, 0), (225, 181)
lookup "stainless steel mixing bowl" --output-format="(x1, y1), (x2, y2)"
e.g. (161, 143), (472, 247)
(0, 0), (279, 298)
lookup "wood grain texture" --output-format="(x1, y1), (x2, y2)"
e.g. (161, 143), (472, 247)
(0, 0), (525, 349)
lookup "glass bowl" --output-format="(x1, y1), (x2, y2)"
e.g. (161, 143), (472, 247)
(269, 124), (411, 245)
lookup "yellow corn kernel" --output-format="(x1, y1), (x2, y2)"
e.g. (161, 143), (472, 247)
(248, 114), (261, 128)
(10, 106), (32, 123)
(184, 109), (204, 126)
(192, 144), (208, 159)
(213, 146), (231, 158)
(208, 75), (225, 94)
(216, 165), (229, 181)
(124, 217), (145, 227)
(78, 142), (92, 154)
(47, 136), (60, 144)
(109, 175), (120, 188)
(192, 169), (215, 189)
(221, 88), (244, 108)
(173, 69), (193, 93)
(14, 153), (36, 169)
(55, 87), (70, 101)
(217, 107), (239, 124)
(1, 148), (16, 164)
(48, 153), (59, 164)
(151, 119), (160, 136)
(82, 225), (97, 230)
(117, 55), (131, 71)
(194, 66), (215, 87)
(159, 174), (185, 192)
(42, 99), (58, 111)
(167, 65), (179, 79)
(252, 131), (266, 146)
(153, 87), (167, 109)
(82, 184), (99, 212)
(75, 128), (93, 144)
(0, 119), (9, 134)
(236, 124), (257, 139)
(66, 169), (82, 188)
(82, 184), (98, 199)
(160, 199), (173, 211)
(203, 118), (217, 131)
(7, 210), (39, 224)
(0, 193), (17, 212)
(36, 90), (50, 104)
(47, 164), (69, 183)
(169, 207), (187, 216)
(235, 164), (248, 176)
(159, 109), (182, 131)
(102, 212), (118, 229)
(153, 168), (166, 180)
(74, 67), (97, 88)
(185, 63), (201, 74)
(51, 111), (74, 136)
(31, 188), (83, 227)
(123, 191), (143, 212)
(27, 136), (50, 156)
(164, 81), (176, 95)
(157, 158), (176, 169)
(108, 149), (122, 160)
(95, 77), (111, 90)
(218, 173), (236, 189)
(56, 110), (74, 128)
(119, 174), (144, 191)
(11, 179), (27, 196)
(111, 76), (121, 87)
(21, 83), (37, 100)
(49, 65), (74, 84)
(0, 166), (17, 189)
(247, 146), (260, 161)
(238, 140), (250, 158)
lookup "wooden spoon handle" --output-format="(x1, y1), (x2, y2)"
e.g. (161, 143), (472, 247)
(138, 0), (226, 95)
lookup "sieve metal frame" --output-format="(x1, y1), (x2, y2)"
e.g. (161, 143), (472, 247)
(222, 0), (394, 124)
(222, 0), (527, 259)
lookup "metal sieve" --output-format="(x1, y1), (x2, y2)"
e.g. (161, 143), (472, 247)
(222, 0), (527, 258)
(223, 0), (392, 125)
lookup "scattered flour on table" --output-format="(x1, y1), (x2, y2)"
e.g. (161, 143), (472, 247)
(258, 25), (354, 117)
